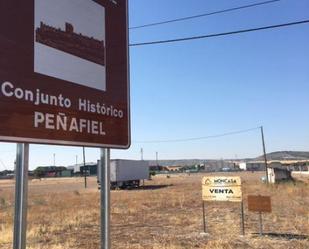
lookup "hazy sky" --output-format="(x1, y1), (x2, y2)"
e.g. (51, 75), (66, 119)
(1, 0), (309, 170)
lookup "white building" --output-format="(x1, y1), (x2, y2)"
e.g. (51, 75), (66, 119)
(267, 166), (292, 183)
(238, 161), (266, 171)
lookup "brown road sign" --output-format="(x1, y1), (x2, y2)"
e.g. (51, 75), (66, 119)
(248, 195), (272, 213)
(0, 0), (130, 148)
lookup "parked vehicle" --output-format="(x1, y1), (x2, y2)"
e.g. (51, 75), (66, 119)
(97, 159), (149, 189)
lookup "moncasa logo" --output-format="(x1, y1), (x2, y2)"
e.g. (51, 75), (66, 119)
(214, 179), (237, 184)
(203, 179), (212, 185)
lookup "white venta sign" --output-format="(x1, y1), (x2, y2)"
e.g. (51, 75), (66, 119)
(202, 176), (242, 202)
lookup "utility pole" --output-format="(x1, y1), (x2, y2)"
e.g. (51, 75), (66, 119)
(53, 153), (55, 166)
(260, 126), (269, 183)
(140, 148), (143, 161)
(220, 158), (224, 169)
(83, 147), (87, 188)
(156, 152), (158, 166)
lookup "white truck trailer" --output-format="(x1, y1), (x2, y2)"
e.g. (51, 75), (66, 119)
(97, 159), (149, 189)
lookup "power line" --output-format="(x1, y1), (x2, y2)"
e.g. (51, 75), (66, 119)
(130, 0), (281, 30)
(130, 19), (309, 47)
(133, 127), (261, 144)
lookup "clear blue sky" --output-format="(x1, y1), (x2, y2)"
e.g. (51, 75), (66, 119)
(1, 0), (309, 170)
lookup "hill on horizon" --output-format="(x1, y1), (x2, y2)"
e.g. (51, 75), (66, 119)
(255, 151), (309, 161)
(146, 151), (309, 167)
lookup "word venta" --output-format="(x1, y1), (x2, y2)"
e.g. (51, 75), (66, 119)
(209, 189), (234, 194)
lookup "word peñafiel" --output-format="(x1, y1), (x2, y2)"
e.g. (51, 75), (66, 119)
(34, 112), (106, 136)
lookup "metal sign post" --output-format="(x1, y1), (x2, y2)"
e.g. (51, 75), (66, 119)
(100, 148), (111, 249)
(83, 147), (87, 189)
(202, 201), (207, 234)
(13, 143), (29, 249)
(259, 212), (263, 236)
(240, 200), (245, 236)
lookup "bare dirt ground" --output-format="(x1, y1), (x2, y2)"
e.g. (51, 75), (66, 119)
(0, 172), (308, 249)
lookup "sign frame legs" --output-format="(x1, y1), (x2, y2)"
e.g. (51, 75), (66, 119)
(13, 143), (29, 249)
(202, 201), (208, 234)
(100, 148), (111, 249)
(258, 212), (263, 236)
(240, 200), (245, 236)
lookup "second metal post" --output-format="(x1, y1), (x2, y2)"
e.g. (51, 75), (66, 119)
(259, 212), (263, 236)
(100, 148), (110, 249)
(202, 201), (207, 233)
(240, 200), (245, 236)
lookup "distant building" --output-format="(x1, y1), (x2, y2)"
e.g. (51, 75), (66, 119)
(67, 162), (97, 174)
(80, 164), (98, 176)
(60, 169), (73, 177)
(267, 166), (293, 183)
(280, 160), (309, 172)
(68, 160), (150, 176)
(238, 161), (266, 171)
(238, 160), (309, 172)
(163, 165), (184, 172)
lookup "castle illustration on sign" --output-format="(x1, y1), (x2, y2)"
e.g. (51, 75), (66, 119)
(36, 22), (105, 66)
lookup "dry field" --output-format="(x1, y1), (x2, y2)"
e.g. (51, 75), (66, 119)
(0, 172), (308, 249)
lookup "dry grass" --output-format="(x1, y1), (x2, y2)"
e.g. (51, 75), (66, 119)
(0, 172), (308, 249)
